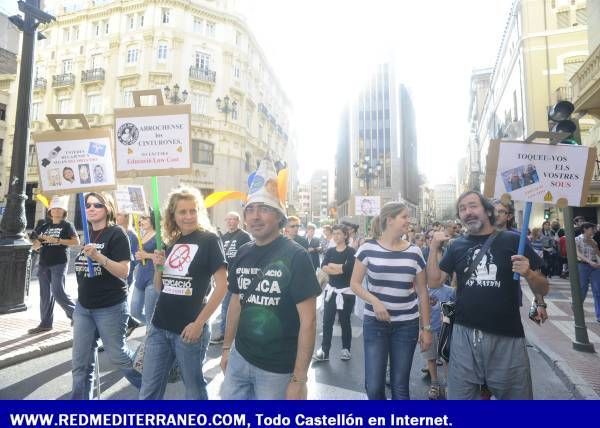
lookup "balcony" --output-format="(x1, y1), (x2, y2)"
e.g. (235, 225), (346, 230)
(189, 66), (216, 83)
(571, 43), (600, 118)
(81, 68), (105, 83)
(554, 86), (572, 103)
(33, 77), (47, 90)
(52, 73), (75, 88)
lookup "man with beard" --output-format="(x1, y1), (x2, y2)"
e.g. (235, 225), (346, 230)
(426, 191), (549, 399)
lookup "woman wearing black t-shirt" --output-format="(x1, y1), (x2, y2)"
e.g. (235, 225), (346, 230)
(28, 197), (79, 334)
(71, 192), (141, 399)
(314, 224), (356, 362)
(139, 187), (227, 400)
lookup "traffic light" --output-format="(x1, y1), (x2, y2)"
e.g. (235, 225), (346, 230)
(544, 209), (551, 220)
(548, 100), (580, 145)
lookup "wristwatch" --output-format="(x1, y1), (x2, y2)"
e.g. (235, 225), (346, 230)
(422, 324), (433, 332)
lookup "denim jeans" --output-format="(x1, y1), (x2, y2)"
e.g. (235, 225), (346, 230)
(221, 347), (291, 399)
(130, 280), (160, 324)
(578, 262), (600, 321)
(321, 294), (355, 355)
(139, 323), (210, 400)
(363, 316), (419, 400)
(219, 291), (233, 337)
(37, 263), (75, 328)
(71, 301), (141, 399)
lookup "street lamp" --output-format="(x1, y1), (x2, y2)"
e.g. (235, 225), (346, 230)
(216, 95), (237, 122)
(163, 83), (188, 104)
(0, 0), (55, 314)
(353, 154), (382, 195)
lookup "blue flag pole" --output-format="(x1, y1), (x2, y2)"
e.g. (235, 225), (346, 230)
(514, 201), (532, 280)
(78, 193), (95, 277)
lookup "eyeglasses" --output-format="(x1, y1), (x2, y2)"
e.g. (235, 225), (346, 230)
(244, 204), (276, 215)
(288, 224), (300, 228)
(85, 203), (105, 209)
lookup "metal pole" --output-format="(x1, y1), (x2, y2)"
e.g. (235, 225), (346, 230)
(562, 206), (595, 353)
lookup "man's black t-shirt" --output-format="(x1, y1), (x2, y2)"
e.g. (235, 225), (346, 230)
(152, 230), (227, 334)
(35, 220), (77, 266)
(221, 228), (252, 262)
(228, 236), (321, 373)
(293, 235), (309, 250)
(439, 231), (542, 337)
(307, 236), (321, 269)
(75, 225), (131, 309)
(321, 246), (356, 288)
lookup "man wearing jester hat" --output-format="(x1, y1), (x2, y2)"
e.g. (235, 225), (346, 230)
(220, 157), (321, 399)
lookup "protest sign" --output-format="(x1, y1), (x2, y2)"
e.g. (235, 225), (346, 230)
(355, 196), (381, 216)
(484, 139), (596, 207)
(114, 185), (148, 215)
(33, 114), (116, 195)
(114, 89), (192, 178)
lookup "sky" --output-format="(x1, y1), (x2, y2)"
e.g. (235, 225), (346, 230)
(0, 0), (514, 185)
(237, 0), (514, 184)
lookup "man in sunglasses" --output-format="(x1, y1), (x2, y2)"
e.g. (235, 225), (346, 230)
(285, 215), (309, 250)
(220, 160), (321, 399)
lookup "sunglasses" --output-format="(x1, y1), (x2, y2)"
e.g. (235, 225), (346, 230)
(85, 202), (105, 209)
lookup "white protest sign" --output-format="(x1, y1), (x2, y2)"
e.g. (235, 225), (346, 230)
(114, 185), (148, 215)
(355, 196), (381, 216)
(484, 140), (596, 207)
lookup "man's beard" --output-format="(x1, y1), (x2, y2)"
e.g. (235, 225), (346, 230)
(465, 219), (484, 233)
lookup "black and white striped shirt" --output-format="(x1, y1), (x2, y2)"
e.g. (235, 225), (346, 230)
(356, 239), (425, 322)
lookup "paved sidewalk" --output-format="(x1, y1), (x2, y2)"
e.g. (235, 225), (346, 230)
(521, 277), (600, 399)
(0, 275), (76, 370)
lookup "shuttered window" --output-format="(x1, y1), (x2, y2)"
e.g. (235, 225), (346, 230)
(557, 10), (570, 28)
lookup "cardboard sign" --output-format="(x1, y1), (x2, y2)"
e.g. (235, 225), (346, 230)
(355, 196), (381, 216)
(114, 89), (192, 178)
(114, 185), (148, 215)
(33, 114), (116, 195)
(484, 139), (597, 207)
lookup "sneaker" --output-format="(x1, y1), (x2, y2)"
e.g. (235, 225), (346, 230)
(313, 348), (329, 361)
(27, 326), (52, 334)
(126, 316), (141, 337)
(428, 384), (441, 400)
(340, 349), (351, 360)
(209, 335), (224, 345)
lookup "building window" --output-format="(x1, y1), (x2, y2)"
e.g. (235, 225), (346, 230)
(246, 109), (252, 129)
(576, 7), (587, 25)
(123, 88), (135, 107)
(258, 123), (263, 142)
(62, 59), (73, 74)
(103, 20), (109, 34)
(191, 93), (208, 114)
(233, 62), (241, 79)
(235, 31), (242, 46)
(206, 21), (215, 37)
(0, 103), (6, 121)
(128, 14), (135, 30)
(192, 140), (214, 164)
(73, 25), (79, 40)
(138, 13), (144, 27)
(58, 98), (71, 114)
(90, 53), (102, 69)
(0, 138), (3, 156)
(94, 22), (100, 37)
(28, 145), (37, 168)
(194, 51), (210, 70)
(86, 94), (102, 114)
(158, 42), (168, 60)
(30, 102), (40, 121)
(231, 99), (239, 120)
(127, 48), (139, 64)
(557, 10), (570, 28)
(63, 28), (70, 42)
(193, 17), (203, 33)
(245, 152), (251, 172)
(162, 8), (170, 24)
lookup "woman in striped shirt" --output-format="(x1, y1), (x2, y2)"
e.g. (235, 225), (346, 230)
(350, 202), (432, 400)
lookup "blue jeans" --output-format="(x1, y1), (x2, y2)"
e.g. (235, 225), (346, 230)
(139, 323), (210, 400)
(130, 280), (160, 324)
(71, 301), (141, 399)
(221, 347), (291, 399)
(219, 291), (233, 336)
(363, 316), (419, 400)
(578, 263), (600, 321)
(37, 263), (75, 328)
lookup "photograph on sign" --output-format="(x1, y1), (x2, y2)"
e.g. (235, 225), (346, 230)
(355, 196), (381, 216)
(484, 140), (596, 207)
(35, 137), (115, 194)
(114, 185), (148, 215)
(114, 111), (191, 177)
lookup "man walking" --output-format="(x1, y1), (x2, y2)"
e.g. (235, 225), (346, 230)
(305, 223), (321, 270)
(427, 191), (549, 399)
(220, 159), (321, 399)
(575, 222), (600, 323)
(210, 212), (252, 344)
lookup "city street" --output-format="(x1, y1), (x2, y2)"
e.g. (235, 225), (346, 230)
(0, 277), (578, 400)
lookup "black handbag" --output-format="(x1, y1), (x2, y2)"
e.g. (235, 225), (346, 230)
(437, 231), (499, 362)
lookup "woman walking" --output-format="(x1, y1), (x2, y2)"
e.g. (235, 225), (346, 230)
(139, 187), (227, 400)
(350, 202), (432, 400)
(130, 212), (159, 324)
(28, 196), (78, 334)
(71, 192), (141, 399)
(314, 224), (356, 361)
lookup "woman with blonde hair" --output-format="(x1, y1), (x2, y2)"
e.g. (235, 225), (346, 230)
(351, 202), (432, 400)
(139, 187), (227, 400)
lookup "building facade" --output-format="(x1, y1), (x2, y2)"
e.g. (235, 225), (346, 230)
(296, 182), (311, 225)
(335, 63), (419, 228)
(466, 67), (492, 192)
(310, 169), (328, 225)
(433, 183), (456, 221)
(1, 0), (293, 227)
(475, 0), (594, 227)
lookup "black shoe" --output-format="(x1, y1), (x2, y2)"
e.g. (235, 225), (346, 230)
(126, 316), (142, 337)
(28, 326), (52, 334)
